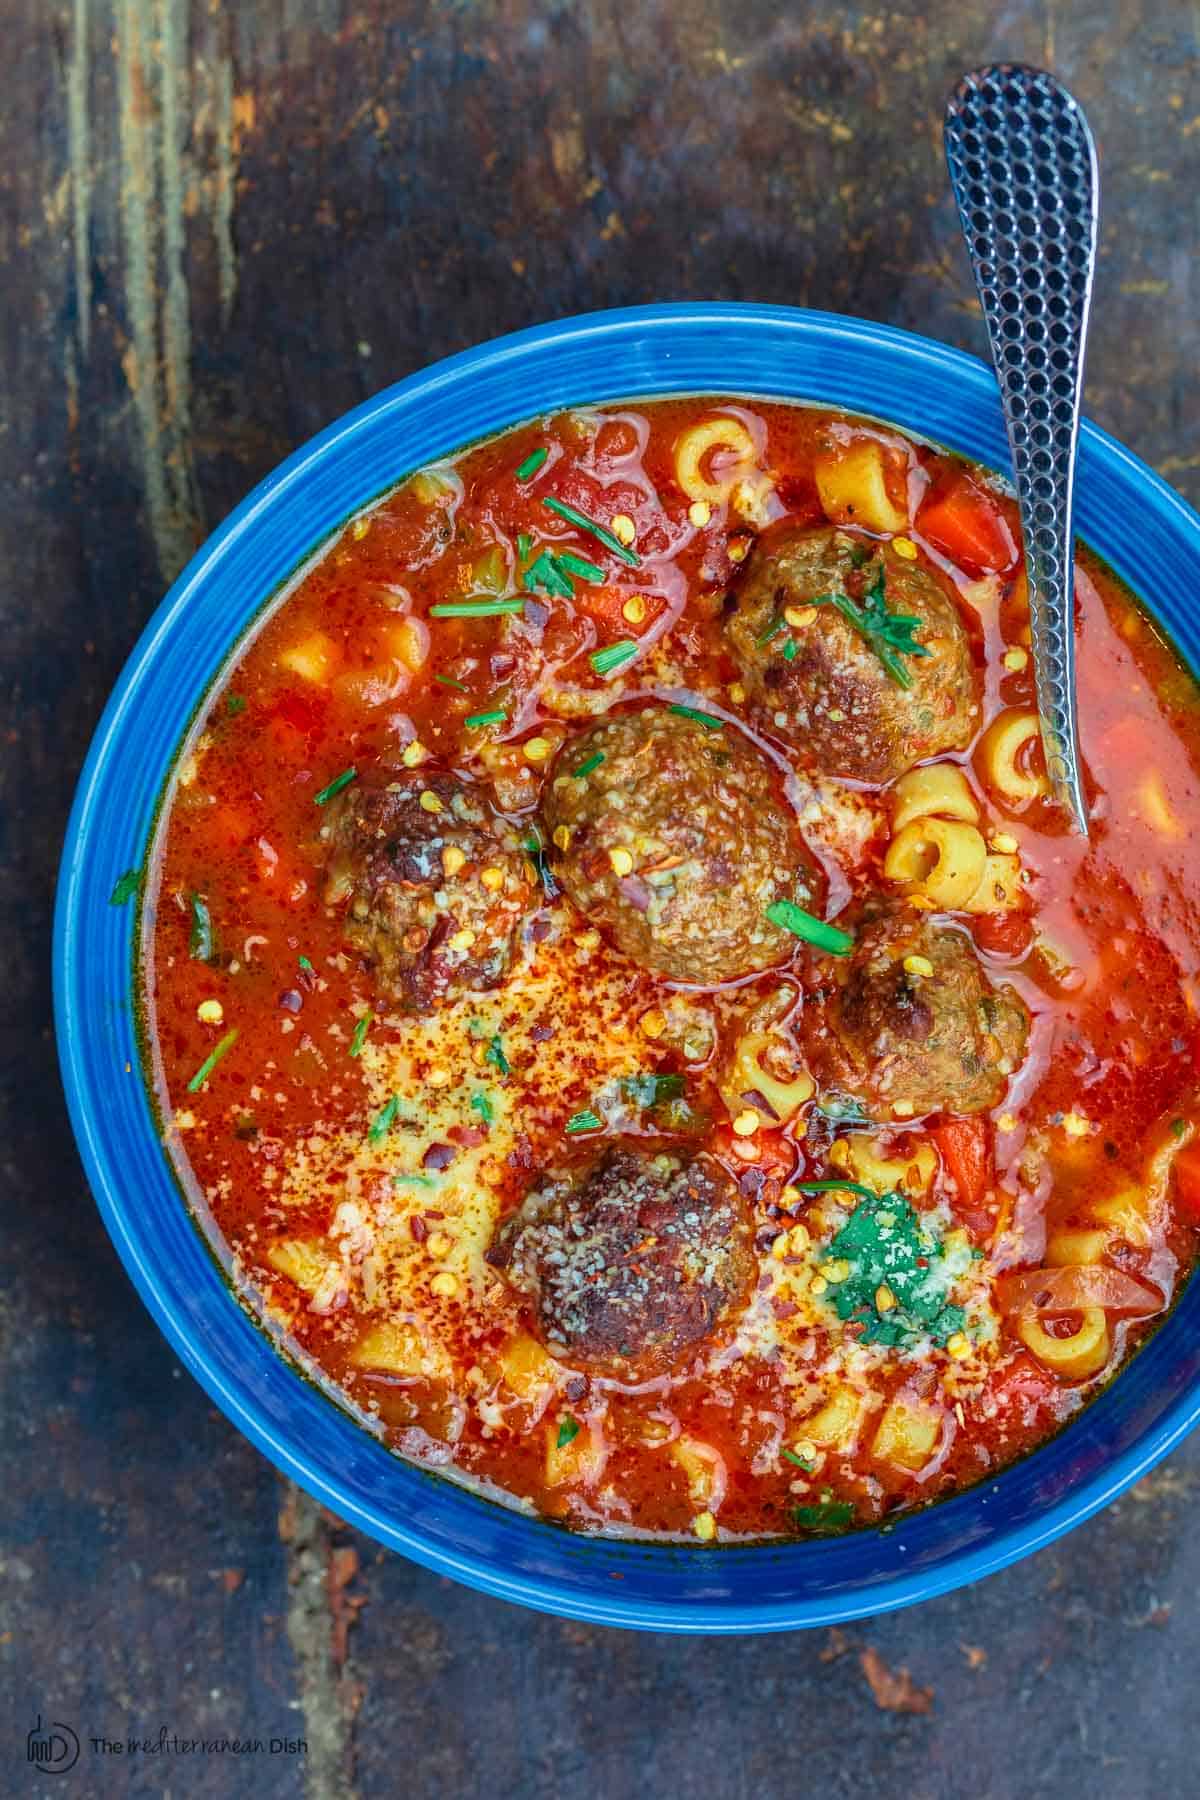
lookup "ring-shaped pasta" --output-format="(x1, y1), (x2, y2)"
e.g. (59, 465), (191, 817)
(675, 417), (759, 504)
(959, 851), (1023, 915)
(883, 817), (988, 910)
(891, 763), (979, 833)
(1017, 1307), (1110, 1379)
(1045, 1227), (1111, 1267)
(725, 1029), (815, 1122)
(980, 710), (1050, 806)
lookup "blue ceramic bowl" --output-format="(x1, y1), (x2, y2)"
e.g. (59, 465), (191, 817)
(54, 305), (1200, 1632)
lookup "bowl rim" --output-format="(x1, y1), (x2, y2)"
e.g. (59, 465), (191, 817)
(53, 301), (1200, 1633)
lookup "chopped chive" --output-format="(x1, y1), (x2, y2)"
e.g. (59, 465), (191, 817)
(226, 693), (248, 716)
(543, 497), (640, 567)
(188, 894), (214, 962)
(797, 1179), (878, 1201)
(434, 673), (469, 692)
(765, 899), (855, 956)
(556, 1416), (581, 1448)
(555, 550), (606, 584)
(781, 1447), (816, 1470)
(368, 1094), (401, 1143)
(394, 1172), (435, 1188)
(565, 1108), (603, 1134)
(186, 1027), (239, 1093)
(524, 549), (573, 599)
(793, 1501), (855, 1531)
(573, 752), (605, 779)
(349, 1016), (370, 1058)
(298, 954), (314, 972)
(485, 1034), (510, 1078)
(109, 869), (139, 907)
(429, 599), (525, 618)
(669, 703), (723, 730)
(756, 615), (787, 647)
(464, 708), (508, 730)
(314, 766), (357, 806)
(590, 639), (638, 678)
(471, 1091), (495, 1124)
(516, 446), (549, 481)
(516, 531), (533, 561)
(782, 638), (798, 662)
(522, 831), (561, 899)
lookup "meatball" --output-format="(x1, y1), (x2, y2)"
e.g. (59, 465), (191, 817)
(542, 703), (821, 985)
(808, 899), (1029, 1115)
(488, 1147), (754, 1376)
(321, 773), (537, 1011)
(726, 525), (978, 784)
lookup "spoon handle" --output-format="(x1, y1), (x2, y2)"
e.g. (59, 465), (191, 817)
(944, 65), (1098, 836)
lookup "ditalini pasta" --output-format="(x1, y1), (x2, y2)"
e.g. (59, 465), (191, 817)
(141, 396), (1200, 1545)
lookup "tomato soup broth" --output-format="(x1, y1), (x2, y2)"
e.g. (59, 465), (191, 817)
(144, 399), (1200, 1541)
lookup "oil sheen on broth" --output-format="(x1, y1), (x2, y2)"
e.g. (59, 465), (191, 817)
(144, 399), (1200, 1542)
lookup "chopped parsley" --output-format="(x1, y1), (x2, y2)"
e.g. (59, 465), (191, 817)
(471, 1091), (495, 1124)
(565, 1108), (604, 1134)
(484, 1034), (510, 1078)
(185, 1028), (239, 1094)
(556, 1416), (581, 1448)
(622, 1072), (686, 1108)
(669, 703), (723, 730)
(542, 496), (641, 567)
(349, 1016), (370, 1058)
(429, 598), (525, 618)
(109, 869), (139, 907)
(765, 898), (854, 956)
(515, 446), (549, 481)
(226, 693), (248, 716)
(368, 1094), (401, 1143)
(792, 1500), (855, 1532)
(298, 954), (314, 973)
(188, 894), (215, 961)
(590, 639), (639, 678)
(808, 1185), (968, 1348)
(314, 766), (357, 807)
(573, 752), (605, 779)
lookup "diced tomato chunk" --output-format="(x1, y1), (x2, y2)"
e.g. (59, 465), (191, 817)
(1172, 1143), (1200, 1224)
(973, 911), (1033, 958)
(918, 479), (1017, 575)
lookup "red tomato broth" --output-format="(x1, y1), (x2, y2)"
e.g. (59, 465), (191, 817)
(144, 398), (1200, 1541)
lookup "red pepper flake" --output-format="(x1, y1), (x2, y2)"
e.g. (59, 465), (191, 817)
(449, 1124), (487, 1148)
(409, 1216), (429, 1243)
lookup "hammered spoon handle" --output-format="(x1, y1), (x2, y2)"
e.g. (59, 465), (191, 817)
(944, 64), (1098, 836)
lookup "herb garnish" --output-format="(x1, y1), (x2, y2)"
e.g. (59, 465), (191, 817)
(555, 550), (606, 584)
(349, 1016), (370, 1058)
(622, 1072), (686, 1107)
(590, 640), (639, 678)
(464, 708), (508, 730)
(394, 1172), (435, 1188)
(298, 954), (314, 973)
(542, 497), (641, 567)
(516, 446), (549, 481)
(756, 615), (787, 647)
(792, 1500), (854, 1531)
(368, 1094), (401, 1143)
(314, 766), (358, 806)
(186, 1028), (239, 1093)
(573, 752), (605, 779)
(434, 674), (469, 693)
(765, 899), (854, 956)
(516, 532), (533, 562)
(471, 1091), (495, 1124)
(109, 870), (139, 907)
(188, 894), (215, 962)
(522, 828), (561, 899)
(524, 550), (574, 600)
(810, 565), (931, 689)
(805, 1185), (968, 1348)
(669, 703), (723, 730)
(226, 693), (248, 716)
(781, 1447), (817, 1471)
(484, 1034), (510, 1078)
(556, 1416), (581, 1448)
(565, 1108), (604, 1134)
(429, 599), (525, 619)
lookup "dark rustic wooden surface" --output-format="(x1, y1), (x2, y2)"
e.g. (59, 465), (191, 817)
(5, 3), (1200, 1795)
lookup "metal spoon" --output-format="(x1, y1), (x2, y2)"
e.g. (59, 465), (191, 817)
(944, 64), (1098, 836)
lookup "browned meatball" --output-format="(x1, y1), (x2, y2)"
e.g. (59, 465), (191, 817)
(542, 704), (821, 985)
(726, 525), (978, 784)
(807, 899), (1029, 1116)
(488, 1147), (754, 1376)
(321, 773), (537, 1011)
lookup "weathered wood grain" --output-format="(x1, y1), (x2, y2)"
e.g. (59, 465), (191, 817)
(3, 3), (1199, 1796)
